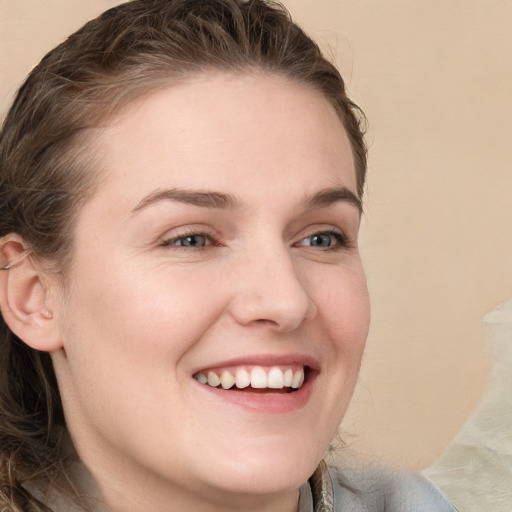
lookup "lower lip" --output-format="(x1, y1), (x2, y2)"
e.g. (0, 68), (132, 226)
(194, 373), (316, 414)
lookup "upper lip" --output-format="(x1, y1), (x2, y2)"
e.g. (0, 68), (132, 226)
(191, 353), (320, 375)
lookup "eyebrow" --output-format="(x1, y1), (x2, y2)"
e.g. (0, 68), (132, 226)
(304, 187), (363, 214)
(131, 188), (241, 214)
(130, 185), (362, 215)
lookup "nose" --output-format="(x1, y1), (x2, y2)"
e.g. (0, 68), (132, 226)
(227, 246), (317, 332)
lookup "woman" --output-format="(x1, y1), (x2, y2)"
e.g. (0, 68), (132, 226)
(0, 1), (456, 510)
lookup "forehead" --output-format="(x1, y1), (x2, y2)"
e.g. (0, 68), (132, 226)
(87, 72), (356, 208)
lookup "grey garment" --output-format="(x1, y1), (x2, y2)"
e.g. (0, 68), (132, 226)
(298, 481), (314, 512)
(298, 460), (458, 512)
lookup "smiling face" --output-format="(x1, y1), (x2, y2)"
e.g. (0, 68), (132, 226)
(50, 72), (370, 511)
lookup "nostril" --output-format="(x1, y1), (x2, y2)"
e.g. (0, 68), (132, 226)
(254, 318), (279, 326)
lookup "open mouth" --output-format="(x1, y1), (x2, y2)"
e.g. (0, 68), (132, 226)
(193, 365), (308, 393)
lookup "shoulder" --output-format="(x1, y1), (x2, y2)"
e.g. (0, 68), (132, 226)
(326, 462), (458, 512)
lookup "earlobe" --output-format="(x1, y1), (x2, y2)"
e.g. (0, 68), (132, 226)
(0, 235), (62, 352)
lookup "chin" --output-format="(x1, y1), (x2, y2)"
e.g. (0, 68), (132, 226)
(210, 462), (314, 497)
(194, 431), (327, 496)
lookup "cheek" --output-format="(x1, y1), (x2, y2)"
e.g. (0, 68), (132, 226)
(59, 264), (227, 396)
(315, 264), (370, 354)
(56, 266), (229, 451)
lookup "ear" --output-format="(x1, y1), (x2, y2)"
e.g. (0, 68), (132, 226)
(0, 234), (62, 352)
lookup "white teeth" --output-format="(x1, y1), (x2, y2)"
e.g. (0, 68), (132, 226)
(207, 371), (221, 387)
(220, 370), (235, 389)
(235, 368), (250, 389)
(196, 372), (207, 384)
(267, 367), (284, 389)
(291, 369), (304, 389)
(196, 366), (306, 390)
(250, 367), (267, 388)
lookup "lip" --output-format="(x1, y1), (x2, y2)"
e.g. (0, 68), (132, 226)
(191, 353), (319, 414)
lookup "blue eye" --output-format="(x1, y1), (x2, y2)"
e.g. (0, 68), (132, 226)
(165, 234), (211, 248)
(299, 231), (345, 249)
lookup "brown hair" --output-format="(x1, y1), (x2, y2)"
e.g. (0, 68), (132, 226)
(0, 1), (367, 509)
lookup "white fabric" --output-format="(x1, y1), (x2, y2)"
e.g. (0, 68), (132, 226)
(425, 299), (512, 512)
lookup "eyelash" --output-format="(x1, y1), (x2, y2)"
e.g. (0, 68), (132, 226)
(295, 229), (350, 250)
(160, 229), (218, 250)
(159, 228), (350, 251)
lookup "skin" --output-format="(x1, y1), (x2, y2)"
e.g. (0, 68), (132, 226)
(46, 72), (370, 512)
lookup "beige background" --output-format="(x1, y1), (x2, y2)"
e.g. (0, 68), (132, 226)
(1, 0), (511, 473)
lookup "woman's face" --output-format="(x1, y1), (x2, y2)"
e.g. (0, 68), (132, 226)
(52, 73), (370, 509)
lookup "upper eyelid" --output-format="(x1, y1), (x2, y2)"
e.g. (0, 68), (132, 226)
(155, 222), (352, 246)
(296, 230), (348, 247)
(158, 226), (219, 246)
(294, 224), (347, 240)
